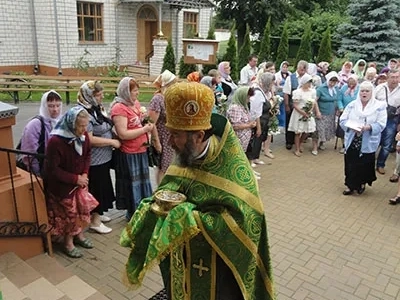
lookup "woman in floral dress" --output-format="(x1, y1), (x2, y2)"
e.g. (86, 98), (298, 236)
(288, 74), (318, 157)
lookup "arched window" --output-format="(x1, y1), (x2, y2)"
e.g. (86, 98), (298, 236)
(138, 6), (157, 20)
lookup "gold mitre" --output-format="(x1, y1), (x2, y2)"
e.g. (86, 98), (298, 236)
(165, 81), (214, 131)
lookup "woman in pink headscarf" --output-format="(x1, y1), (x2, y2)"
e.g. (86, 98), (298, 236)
(338, 61), (353, 88)
(218, 61), (238, 104)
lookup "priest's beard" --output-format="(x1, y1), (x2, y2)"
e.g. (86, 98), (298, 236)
(173, 137), (198, 168)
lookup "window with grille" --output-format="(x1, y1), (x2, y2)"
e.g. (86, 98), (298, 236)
(77, 2), (104, 43)
(183, 12), (198, 38)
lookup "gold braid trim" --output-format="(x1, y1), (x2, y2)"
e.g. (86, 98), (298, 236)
(167, 165), (263, 214)
(193, 211), (250, 300)
(122, 226), (201, 290)
(221, 212), (275, 298)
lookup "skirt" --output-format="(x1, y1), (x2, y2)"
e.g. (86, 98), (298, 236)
(88, 161), (115, 215)
(344, 147), (376, 191)
(316, 114), (336, 142)
(125, 152), (153, 214)
(47, 187), (99, 236)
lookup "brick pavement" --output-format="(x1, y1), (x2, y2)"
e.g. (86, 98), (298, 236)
(10, 102), (400, 299)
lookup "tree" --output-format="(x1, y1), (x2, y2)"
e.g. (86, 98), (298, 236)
(222, 27), (238, 81)
(178, 56), (197, 78)
(238, 26), (251, 70)
(161, 39), (176, 73)
(258, 17), (272, 63)
(338, 0), (400, 64)
(317, 26), (332, 63)
(275, 23), (289, 68)
(296, 23), (312, 64)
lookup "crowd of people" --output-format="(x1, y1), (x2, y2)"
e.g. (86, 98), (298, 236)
(16, 55), (400, 298)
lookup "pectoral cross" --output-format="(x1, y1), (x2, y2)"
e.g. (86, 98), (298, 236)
(193, 258), (209, 277)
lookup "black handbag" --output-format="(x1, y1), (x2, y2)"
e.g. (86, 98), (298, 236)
(385, 87), (399, 119)
(146, 134), (161, 167)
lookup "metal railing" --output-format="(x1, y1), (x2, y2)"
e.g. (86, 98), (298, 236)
(0, 147), (50, 251)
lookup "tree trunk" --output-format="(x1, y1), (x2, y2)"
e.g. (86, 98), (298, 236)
(236, 22), (247, 52)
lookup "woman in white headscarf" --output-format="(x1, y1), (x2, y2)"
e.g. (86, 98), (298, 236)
(339, 81), (386, 195)
(288, 73), (318, 156)
(20, 90), (63, 175)
(315, 71), (340, 150)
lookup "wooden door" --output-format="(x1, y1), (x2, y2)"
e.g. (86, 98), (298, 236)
(145, 21), (158, 62)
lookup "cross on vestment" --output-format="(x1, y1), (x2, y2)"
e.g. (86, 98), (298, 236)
(192, 258), (209, 277)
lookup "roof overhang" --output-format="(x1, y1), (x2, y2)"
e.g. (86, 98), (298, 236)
(120, 0), (215, 9)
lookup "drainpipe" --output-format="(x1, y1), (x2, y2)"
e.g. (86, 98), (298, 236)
(175, 8), (180, 65)
(52, 0), (62, 75)
(157, 2), (164, 36)
(29, 0), (39, 74)
(115, 1), (121, 66)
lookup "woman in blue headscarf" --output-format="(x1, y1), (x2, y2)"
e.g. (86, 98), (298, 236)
(45, 106), (99, 258)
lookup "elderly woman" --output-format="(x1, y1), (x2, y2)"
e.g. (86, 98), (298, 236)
(339, 81), (387, 195)
(148, 70), (176, 185)
(45, 106), (98, 258)
(218, 61), (238, 103)
(336, 74), (359, 153)
(288, 73), (318, 156)
(315, 71), (340, 150)
(20, 90), (63, 176)
(111, 77), (154, 220)
(226, 86), (256, 152)
(77, 81), (121, 234)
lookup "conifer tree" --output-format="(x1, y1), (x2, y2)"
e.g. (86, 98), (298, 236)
(317, 26), (332, 63)
(222, 26), (238, 81)
(275, 23), (289, 68)
(296, 23), (312, 65)
(338, 0), (400, 63)
(238, 25), (252, 70)
(178, 56), (197, 78)
(161, 39), (176, 73)
(258, 17), (271, 63)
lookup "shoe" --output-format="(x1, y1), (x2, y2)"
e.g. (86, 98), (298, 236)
(389, 174), (399, 183)
(253, 170), (261, 176)
(63, 247), (83, 258)
(286, 144), (293, 150)
(357, 185), (365, 195)
(255, 175), (261, 180)
(294, 151), (301, 157)
(254, 159), (266, 165)
(339, 148), (345, 154)
(389, 196), (400, 205)
(73, 237), (94, 248)
(376, 167), (385, 175)
(268, 149), (273, 153)
(299, 146), (304, 153)
(311, 150), (318, 156)
(318, 144), (326, 150)
(264, 152), (275, 159)
(342, 189), (354, 196)
(90, 223), (112, 234)
(251, 162), (257, 168)
(99, 215), (111, 223)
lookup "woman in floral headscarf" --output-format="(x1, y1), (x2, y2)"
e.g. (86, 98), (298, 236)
(111, 77), (154, 220)
(338, 61), (353, 88)
(218, 61), (238, 104)
(77, 81), (121, 234)
(45, 106), (98, 258)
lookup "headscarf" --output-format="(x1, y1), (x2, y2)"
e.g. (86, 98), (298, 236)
(307, 63), (318, 76)
(344, 74), (359, 97)
(298, 73), (313, 88)
(39, 90), (63, 128)
(114, 77), (135, 106)
(187, 71), (201, 82)
(218, 62), (230, 80)
(200, 76), (214, 89)
(77, 81), (112, 125)
(51, 106), (87, 155)
(325, 71), (339, 96)
(231, 86), (250, 111)
(352, 81), (383, 119)
(352, 59), (367, 79)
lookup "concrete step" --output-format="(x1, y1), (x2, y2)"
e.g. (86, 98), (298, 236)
(0, 252), (108, 300)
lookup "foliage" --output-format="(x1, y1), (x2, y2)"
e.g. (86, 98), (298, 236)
(178, 56), (197, 78)
(222, 27), (238, 81)
(202, 63), (218, 75)
(275, 23), (289, 68)
(329, 54), (351, 72)
(317, 26), (332, 63)
(161, 39), (176, 73)
(258, 17), (272, 63)
(238, 25), (252, 70)
(296, 23), (312, 64)
(104, 47), (128, 77)
(338, 0), (400, 64)
(207, 22), (216, 40)
(73, 48), (91, 73)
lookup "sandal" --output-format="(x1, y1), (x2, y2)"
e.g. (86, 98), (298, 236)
(389, 196), (400, 205)
(74, 237), (94, 249)
(390, 174), (399, 183)
(63, 247), (83, 258)
(294, 151), (301, 157)
(357, 185), (366, 195)
(343, 189), (354, 196)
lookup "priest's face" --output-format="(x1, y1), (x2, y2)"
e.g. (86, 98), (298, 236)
(168, 129), (203, 168)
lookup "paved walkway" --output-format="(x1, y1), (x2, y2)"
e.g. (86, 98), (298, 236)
(10, 102), (400, 299)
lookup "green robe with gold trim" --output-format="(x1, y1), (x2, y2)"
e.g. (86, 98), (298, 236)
(120, 114), (275, 300)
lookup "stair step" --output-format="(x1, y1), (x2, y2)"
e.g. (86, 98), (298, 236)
(0, 252), (108, 300)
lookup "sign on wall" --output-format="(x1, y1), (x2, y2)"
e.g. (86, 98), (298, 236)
(182, 39), (219, 65)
